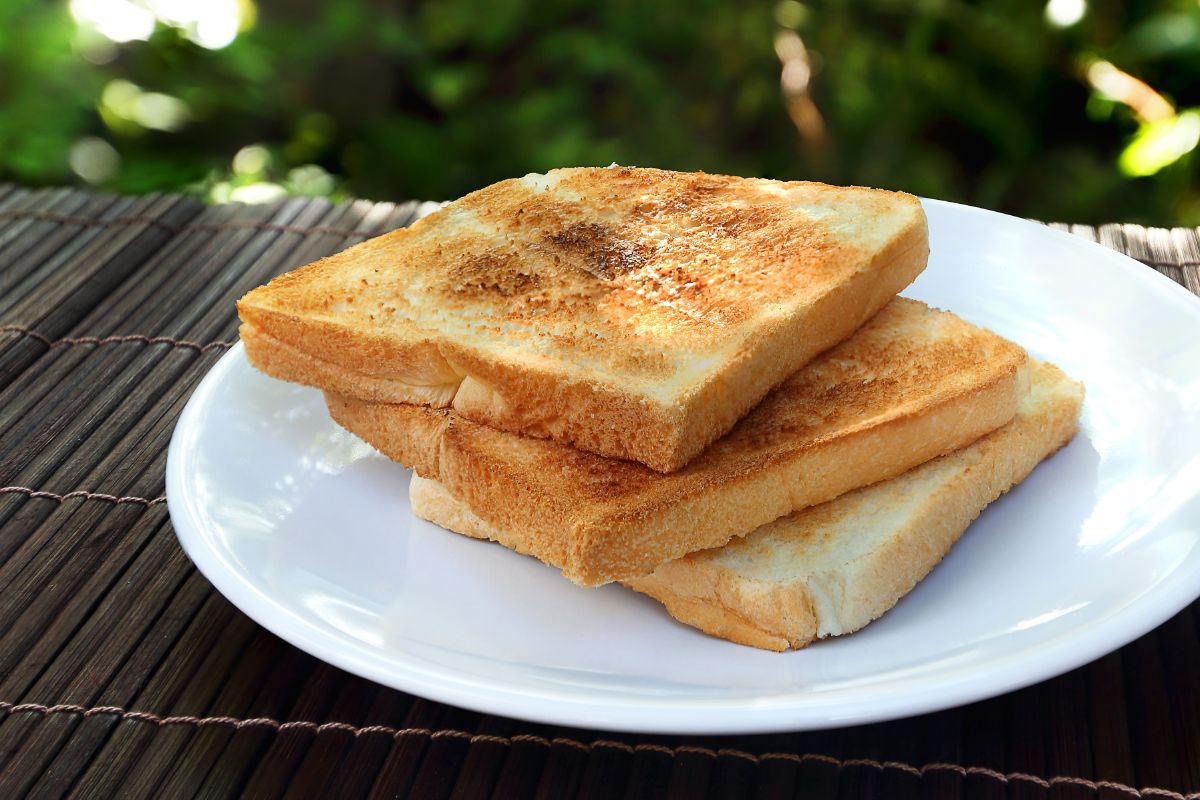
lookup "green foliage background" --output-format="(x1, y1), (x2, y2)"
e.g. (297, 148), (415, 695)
(2, 0), (1198, 224)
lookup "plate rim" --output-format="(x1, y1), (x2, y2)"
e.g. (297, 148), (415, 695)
(167, 198), (1200, 734)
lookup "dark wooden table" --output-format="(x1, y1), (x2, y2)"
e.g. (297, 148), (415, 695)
(0, 184), (1197, 799)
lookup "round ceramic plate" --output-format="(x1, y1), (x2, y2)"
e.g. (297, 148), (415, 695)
(167, 199), (1200, 734)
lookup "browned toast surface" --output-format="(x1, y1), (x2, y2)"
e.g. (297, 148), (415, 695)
(240, 167), (928, 470)
(328, 299), (1029, 585)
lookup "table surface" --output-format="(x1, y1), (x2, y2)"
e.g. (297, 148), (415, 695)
(0, 184), (1197, 799)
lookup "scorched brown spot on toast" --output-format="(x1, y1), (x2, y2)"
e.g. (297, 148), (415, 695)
(238, 166), (929, 470)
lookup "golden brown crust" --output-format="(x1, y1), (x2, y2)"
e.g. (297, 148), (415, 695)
(331, 299), (1030, 586)
(325, 394), (448, 477)
(243, 324), (460, 407)
(239, 167), (928, 471)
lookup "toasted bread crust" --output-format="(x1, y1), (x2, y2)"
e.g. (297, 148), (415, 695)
(625, 362), (1083, 650)
(240, 167), (928, 471)
(330, 299), (1030, 586)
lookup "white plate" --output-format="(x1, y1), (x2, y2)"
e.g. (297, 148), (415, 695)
(167, 199), (1200, 734)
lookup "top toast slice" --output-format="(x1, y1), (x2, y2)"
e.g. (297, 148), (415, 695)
(238, 166), (928, 472)
(327, 299), (1029, 586)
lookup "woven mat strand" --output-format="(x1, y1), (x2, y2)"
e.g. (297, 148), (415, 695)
(0, 184), (1197, 799)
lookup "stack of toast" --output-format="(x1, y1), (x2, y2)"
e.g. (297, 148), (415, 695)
(237, 166), (1083, 651)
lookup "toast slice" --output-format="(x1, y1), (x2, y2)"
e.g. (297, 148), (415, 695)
(239, 167), (928, 472)
(411, 361), (1084, 650)
(328, 299), (1030, 586)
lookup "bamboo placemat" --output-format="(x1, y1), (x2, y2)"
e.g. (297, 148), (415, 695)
(0, 184), (1197, 799)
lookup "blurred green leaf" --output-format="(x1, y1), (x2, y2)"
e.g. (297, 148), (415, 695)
(1119, 110), (1200, 177)
(1123, 13), (1200, 59)
(0, 0), (1196, 224)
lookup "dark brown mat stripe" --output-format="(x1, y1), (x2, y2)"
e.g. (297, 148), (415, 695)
(0, 184), (1197, 798)
(3, 704), (1200, 798)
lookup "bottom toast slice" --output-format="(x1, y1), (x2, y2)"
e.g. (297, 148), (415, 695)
(409, 361), (1083, 651)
